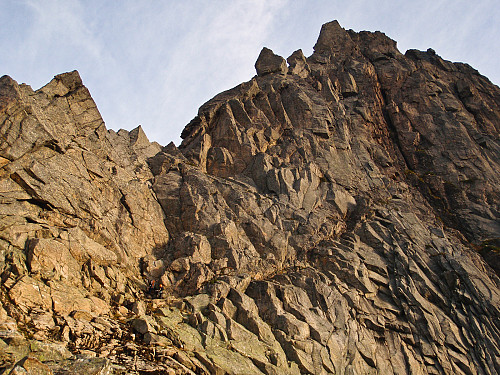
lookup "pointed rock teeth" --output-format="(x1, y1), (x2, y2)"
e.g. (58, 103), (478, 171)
(0, 75), (22, 113)
(287, 49), (310, 78)
(38, 70), (84, 97)
(255, 47), (287, 77)
(53, 70), (83, 92)
(312, 20), (355, 60)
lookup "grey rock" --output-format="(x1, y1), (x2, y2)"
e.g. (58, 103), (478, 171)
(131, 317), (157, 335)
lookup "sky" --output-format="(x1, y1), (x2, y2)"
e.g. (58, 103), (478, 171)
(1, 0), (498, 146)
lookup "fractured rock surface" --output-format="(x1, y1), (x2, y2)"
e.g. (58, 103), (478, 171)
(1, 20), (499, 374)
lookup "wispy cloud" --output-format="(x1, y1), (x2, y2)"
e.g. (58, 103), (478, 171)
(153, 1), (289, 142)
(8, 0), (105, 84)
(102, 0), (290, 144)
(23, 0), (100, 57)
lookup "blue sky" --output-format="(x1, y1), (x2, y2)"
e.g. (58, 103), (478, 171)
(1, 0), (498, 146)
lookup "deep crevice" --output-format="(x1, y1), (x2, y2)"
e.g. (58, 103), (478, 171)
(119, 192), (135, 226)
(43, 139), (64, 154)
(379, 90), (412, 171)
(23, 198), (54, 211)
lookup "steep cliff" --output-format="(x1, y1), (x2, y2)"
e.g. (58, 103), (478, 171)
(0, 21), (499, 374)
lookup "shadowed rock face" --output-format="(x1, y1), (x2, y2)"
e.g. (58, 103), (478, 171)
(0, 21), (499, 375)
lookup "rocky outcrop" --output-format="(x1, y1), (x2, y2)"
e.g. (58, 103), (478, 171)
(1, 21), (499, 374)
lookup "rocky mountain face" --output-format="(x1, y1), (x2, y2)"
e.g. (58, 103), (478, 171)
(0, 20), (499, 375)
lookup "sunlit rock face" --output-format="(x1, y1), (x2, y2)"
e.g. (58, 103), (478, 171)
(1, 20), (499, 374)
